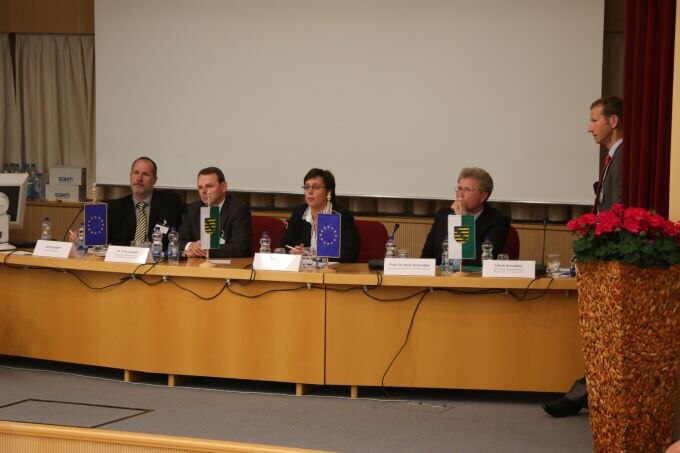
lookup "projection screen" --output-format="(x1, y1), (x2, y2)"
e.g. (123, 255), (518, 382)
(95, 0), (604, 204)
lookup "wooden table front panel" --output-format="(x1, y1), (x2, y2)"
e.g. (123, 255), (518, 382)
(0, 265), (325, 384)
(325, 285), (584, 392)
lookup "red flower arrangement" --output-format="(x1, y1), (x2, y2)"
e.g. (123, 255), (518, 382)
(566, 204), (680, 268)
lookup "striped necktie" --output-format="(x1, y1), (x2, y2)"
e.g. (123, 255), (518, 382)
(134, 201), (148, 243)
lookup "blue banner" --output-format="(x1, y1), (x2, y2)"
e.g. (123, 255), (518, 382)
(85, 203), (108, 246)
(316, 213), (341, 258)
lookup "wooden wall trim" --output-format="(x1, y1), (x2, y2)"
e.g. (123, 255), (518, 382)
(0, 421), (324, 453)
(17, 204), (574, 265)
(0, 0), (94, 34)
(604, 0), (626, 33)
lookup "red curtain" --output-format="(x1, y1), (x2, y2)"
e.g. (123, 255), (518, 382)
(623, 0), (676, 216)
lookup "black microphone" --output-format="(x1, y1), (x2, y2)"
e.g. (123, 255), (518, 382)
(368, 223), (400, 272)
(391, 223), (400, 238)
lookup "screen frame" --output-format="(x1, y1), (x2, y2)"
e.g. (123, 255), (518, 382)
(0, 173), (29, 229)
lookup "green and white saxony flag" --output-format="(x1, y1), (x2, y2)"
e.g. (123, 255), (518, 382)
(447, 214), (476, 260)
(200, 206), (220, 250)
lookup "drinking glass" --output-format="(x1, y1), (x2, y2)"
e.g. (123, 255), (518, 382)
(397, 249), (409, 258)
(546, 254), (561, 276)
(273, 247), (286, 254)
(301, 247), (316, 271)
(496, 253), (509, 260)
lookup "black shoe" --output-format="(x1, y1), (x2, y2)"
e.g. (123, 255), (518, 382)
(541, 396), (583, 417)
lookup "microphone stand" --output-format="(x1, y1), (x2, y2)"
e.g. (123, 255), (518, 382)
(89, 182), (104, 255)
(61, 180), (95, 243)
(324, 192), (333, 215)
(453, 199), (466, 273)
(206, 194), (212, 265)
(321, 192), (332, 269)
(62, 205), (85, 242)
(200, 193), (215, 267)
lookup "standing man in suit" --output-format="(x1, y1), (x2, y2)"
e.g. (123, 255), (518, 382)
(108, 157), (185, 246)
(542, 96), (624, 418)
(590, 96), (624, 212)
(421, 167), (510, 267)
(179, 167), (251, 258)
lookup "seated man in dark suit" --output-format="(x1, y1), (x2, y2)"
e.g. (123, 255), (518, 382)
(108, 157), (185, 246)
(179, 167), (251, 258)
(421, 167), (509, 267)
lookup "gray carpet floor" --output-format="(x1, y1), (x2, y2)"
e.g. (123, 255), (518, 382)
(0, 358), (593, 452)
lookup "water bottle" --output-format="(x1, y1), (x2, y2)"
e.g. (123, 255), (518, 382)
(259, 230), (271, 253)
(34, 172), (46, 201)
(441, 239), (452, 275)
(385, 236), (397, 258)
(167, 227), (179, 264)
(76, 222), (88, 256)
(26, 165), (35, 200)
(29, 164), (39, 200)
(40, 216), (52, 241)
(151, 226), (164, 261)
(481, 237), (494, 261)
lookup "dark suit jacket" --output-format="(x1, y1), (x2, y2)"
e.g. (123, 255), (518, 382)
(108, 190), (185, 246)
(421, 204), (510, 267)
(594, 143), (623, 212)
(178, 195), (252, 258)
(280, 203), (360, 263)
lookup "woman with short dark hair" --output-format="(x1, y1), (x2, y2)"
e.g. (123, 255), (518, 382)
(280, 168), (360, 263)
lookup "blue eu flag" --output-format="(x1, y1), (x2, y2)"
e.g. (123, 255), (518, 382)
(84, 203), (107, 246)
(316, 213), (341, 258)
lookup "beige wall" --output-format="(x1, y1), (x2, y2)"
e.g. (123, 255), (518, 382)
(0, 0), (626, 222)
(0, 0), (627, 35)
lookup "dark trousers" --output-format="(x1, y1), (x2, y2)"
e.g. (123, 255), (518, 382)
(566, 377), (588, 405)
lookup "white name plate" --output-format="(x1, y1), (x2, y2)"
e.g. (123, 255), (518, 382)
(33, 240), (76, 259)
(384, 258), (436, 276)
(253, 253), (302, 272)
(105, 245), (153, 264)
(482, 260), (536, 278)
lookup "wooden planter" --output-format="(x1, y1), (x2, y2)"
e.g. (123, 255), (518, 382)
(577, 261), (680, 453)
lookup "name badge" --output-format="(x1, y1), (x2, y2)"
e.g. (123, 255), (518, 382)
(253, 253), (302, 272)
(105, 245), (154, 264)
(482, 260), (536, 278)
(33, 240), (76, 259)
(384, 258), (436, 276)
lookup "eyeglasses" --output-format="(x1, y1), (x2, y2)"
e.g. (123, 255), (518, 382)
(130, 171), (153, 178)
(302, 184), (326, 191)
(455, 187), (479, 194)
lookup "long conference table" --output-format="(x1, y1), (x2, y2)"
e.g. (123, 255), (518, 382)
(0, 253), (583, 396)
